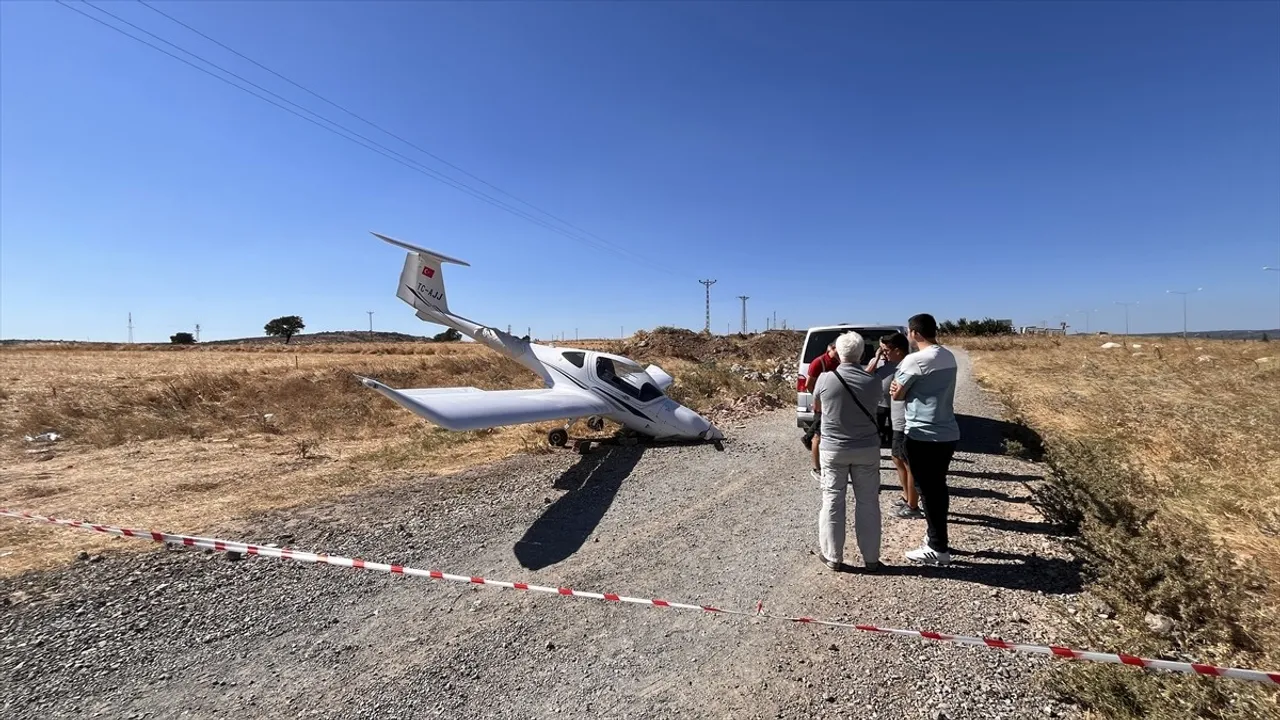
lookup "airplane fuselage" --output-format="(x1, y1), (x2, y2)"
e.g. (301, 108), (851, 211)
(374, 233), (723, 443)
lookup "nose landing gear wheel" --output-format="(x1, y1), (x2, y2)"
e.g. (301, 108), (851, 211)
(547, 428), (569, 447)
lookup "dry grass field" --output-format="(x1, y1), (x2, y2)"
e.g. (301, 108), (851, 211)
(0, 335), (791, 577)
(962, 334), (1280, 718)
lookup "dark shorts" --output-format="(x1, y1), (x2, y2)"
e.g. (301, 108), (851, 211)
(802, 411), (822, 448)
(877, 406), (891, 447)
(891, 430), (908, 461)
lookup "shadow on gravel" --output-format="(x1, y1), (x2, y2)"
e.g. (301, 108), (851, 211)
(513, 444), (645, 570)
(878, 483), (1029, 505)
(947, 469), (1042, 483)
(948, 510), (1065, 537)
(880, 549), (1082, 594)
(955, 414), (1045, 460)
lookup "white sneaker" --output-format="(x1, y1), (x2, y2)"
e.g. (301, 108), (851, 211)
(810, 469), (821, 483)
(905, 544), (951, 566)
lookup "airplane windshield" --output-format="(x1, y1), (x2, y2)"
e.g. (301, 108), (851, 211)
(596, 357), (664, 403)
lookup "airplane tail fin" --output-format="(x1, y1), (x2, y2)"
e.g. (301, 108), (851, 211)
(372, 232), (470, 317)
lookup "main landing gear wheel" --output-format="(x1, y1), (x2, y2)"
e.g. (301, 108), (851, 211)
(547, 428), (569, 447)
(586, 416), (605, 432)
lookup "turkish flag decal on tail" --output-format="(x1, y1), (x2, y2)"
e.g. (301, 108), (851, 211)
(421, 266), (435, 278)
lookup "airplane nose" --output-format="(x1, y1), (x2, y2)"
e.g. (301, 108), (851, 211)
(670, 404), (722, 441)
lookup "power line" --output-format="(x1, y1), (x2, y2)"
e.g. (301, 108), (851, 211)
(136, 0), (648, 268)
(57, 0), (679, 277)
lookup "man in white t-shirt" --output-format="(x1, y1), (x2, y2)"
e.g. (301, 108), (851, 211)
(890, 313), (960, 566)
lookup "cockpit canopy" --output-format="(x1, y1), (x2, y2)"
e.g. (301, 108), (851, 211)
(594, 355), (665, 403)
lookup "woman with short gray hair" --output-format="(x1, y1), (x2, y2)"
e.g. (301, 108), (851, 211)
(810, 331), (884, 571)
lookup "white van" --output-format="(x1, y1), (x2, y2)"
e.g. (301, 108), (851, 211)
(795, 323), (906, 428)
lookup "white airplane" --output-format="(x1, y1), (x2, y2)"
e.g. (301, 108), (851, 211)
(357, 233), (725, 449)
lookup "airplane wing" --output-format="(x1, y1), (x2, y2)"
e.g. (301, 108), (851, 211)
(358, 377), (612, 431)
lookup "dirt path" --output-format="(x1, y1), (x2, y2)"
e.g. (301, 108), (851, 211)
(1, 350), (1085, 719)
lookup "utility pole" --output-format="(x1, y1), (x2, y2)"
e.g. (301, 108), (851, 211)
(1265, 267), (1279, 333)
(1166, 288), (1203, 340)
(367, 311), (374, 333)
(127, 312), (134, 344)
(699, 279), (716, 333)
(773, 311), (777, 330)
(1115, 301), (1139, 338)
(195, 323), (201, 342)
(738, 295), (749, 334)
(1077, 309), (1098, 335)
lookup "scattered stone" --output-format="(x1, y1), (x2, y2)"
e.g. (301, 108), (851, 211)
(1086, 596), (1115, 619)
(1145, 613), (1175, 636)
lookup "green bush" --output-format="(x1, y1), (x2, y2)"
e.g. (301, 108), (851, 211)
(938, 317), (1015, 336)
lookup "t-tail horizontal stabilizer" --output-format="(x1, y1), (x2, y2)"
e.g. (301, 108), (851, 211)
(372, 232), (469, 317)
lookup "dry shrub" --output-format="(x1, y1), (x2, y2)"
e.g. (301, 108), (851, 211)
(10, 353), (542, 448)
(962, 336), (1280, 718)
(1034, 440), (1277, 719)
(663, 360), (789, 413)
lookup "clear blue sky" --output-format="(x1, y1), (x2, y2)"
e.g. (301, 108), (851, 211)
(2, 1), (1278, 342)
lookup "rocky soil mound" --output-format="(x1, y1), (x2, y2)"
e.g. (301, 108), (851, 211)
(622, 328), (804, 363)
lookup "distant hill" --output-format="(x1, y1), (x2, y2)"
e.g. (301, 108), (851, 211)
(1114, 329), (1277, 341)
(0, 330), (441, 347)
(201, 330), (439, 346)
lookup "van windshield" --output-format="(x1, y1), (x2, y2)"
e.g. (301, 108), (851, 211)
(802, 328), (899, 365)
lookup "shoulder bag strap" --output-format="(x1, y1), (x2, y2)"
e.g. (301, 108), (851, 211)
(832, 370), (878, 427)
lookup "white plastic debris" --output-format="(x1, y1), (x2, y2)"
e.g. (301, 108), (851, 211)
(1100, 342), (1122, 349)
(23, 432), (61, 443)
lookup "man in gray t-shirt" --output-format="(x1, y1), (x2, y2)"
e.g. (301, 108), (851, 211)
(868, 348), (897, 448)
(868, 332), (919, 519)
(811, 331), (883, 571)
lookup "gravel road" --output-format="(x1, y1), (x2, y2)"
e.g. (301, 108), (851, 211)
(2, 350), (1087, 719)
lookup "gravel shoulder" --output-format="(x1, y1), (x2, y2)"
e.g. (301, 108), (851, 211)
(2, 349), (1085, 719)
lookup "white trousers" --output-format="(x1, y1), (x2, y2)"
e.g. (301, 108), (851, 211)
(817, 445), (882, 565)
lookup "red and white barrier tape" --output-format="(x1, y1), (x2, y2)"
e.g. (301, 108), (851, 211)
(3, 507), (1277, 685)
